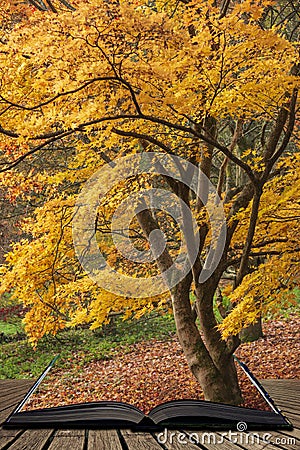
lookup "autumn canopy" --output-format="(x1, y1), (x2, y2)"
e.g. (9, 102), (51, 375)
(0, 0), (299, 404)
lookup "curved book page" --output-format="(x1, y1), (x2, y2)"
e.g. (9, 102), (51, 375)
(148, 399), (292, 430)
(5, 399), (292, 430)
(6, 401), (145, 428)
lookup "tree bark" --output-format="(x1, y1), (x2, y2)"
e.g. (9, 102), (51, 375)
(136, 202), (243, 405)
(173, 280), (242, 404)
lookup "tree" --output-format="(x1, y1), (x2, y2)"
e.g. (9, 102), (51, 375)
(0, 0), (299, 404)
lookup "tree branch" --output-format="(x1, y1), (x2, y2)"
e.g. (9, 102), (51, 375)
(135, 199), (174, 277)
(0, 76), (141, 114)
(234, 188), (262, 288)
(269, 87), (298, 167)
(0, 111), (256, 182)
(112, 128), (171, 153)
(217, 119), (243, 197)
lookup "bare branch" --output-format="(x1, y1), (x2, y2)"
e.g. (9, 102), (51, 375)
(0, 76), (141, 114)
(217, 119), (243, 197)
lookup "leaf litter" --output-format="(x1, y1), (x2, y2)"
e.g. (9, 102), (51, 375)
(26, 315), (299, 414)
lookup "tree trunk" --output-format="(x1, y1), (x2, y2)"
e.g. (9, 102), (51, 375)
(172, 279), (243, 405)
(136, 198), (243, 405)
(189, 349), (243, 405)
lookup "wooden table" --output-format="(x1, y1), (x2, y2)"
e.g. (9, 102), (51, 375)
(0, 379), (299, 449)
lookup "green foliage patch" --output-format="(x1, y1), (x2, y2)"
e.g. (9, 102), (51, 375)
(0, 312), (176, 379)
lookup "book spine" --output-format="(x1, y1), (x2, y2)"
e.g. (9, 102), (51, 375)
(233, 355), (283, 416)
(5, 355), (59, 422)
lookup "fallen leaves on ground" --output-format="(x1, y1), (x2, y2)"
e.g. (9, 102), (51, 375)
(26, 315), (299, 414)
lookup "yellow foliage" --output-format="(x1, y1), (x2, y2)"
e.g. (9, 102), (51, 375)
(0, 0), (299, 346)
(219, 153), (300, 338)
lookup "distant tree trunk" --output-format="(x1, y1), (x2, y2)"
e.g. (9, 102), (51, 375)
(240, 317), (263, 342)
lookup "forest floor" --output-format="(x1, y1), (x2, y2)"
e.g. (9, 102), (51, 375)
(26, 314), (299, 413)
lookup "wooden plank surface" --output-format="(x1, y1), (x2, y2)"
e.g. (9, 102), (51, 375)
(0, 380), (33, 391)
(0, 380), (33, 426)
(261, 379), (300, 430)
(278, 426), (300, 440)
(47, 430), (85, 450)
(262, 379), (300, 391)
(121, 429), (164, 449)
(0, 428), (23, 450)
(0, 380), (32, 411)
(87, 429), (124, 450)
(3, 429), (53, 450)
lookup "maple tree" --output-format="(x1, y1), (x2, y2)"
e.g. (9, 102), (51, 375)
(0, 0), (299, 404)
(23, 315), (299, 413)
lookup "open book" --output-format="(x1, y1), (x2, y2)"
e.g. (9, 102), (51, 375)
(4, 356), (293, 430)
